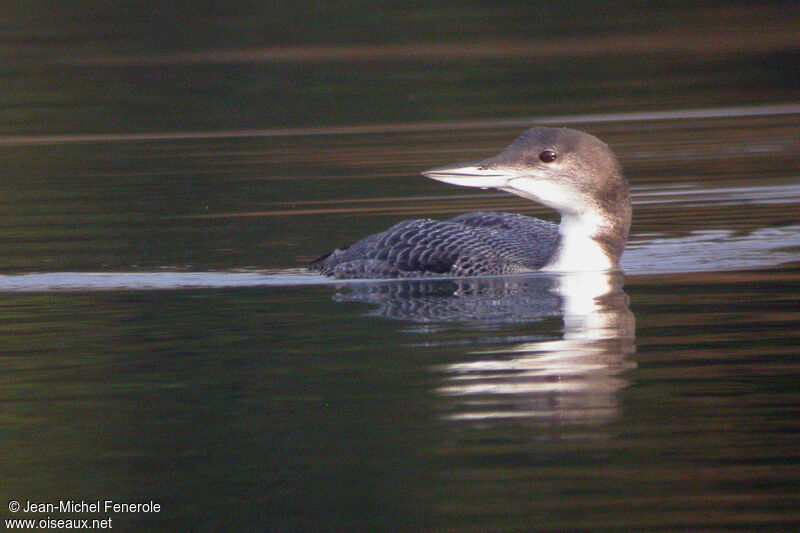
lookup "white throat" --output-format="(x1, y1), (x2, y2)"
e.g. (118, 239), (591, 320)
(541, 213), (613, 272)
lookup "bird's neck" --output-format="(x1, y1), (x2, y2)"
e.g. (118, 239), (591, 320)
(542, 212), (617, 272)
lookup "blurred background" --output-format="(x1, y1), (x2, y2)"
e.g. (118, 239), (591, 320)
(1, 1), (797, 135)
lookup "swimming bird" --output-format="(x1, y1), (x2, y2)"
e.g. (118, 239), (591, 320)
(310, 127), (631, 278)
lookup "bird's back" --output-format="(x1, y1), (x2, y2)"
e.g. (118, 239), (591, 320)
(310, 212), (558, 279)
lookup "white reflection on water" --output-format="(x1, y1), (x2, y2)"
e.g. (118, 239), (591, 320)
(0, 269), (319, 291)
(0, 223), (797, 292)
(623, 224), (800, 274)
(633, 184), (800, 207)
(1, 103), (797, 146)
(436, 271), (636, 425)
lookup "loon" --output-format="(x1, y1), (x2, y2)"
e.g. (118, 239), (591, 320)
(310, 126), (631, 279)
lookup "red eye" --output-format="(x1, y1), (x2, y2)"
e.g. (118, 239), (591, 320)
(539, 150), (557, 163)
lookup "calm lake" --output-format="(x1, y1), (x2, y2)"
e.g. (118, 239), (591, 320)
(1, 3), (799, 532)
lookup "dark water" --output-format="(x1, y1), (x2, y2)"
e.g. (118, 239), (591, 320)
(2, 3), (800, 532)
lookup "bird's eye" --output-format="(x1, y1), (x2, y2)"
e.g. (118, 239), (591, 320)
(539, 150), (557, 163)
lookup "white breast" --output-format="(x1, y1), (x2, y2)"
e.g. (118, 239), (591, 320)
(541, 213), (613, 272)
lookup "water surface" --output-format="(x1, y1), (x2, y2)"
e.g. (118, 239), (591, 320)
(1, 3), (799, 532)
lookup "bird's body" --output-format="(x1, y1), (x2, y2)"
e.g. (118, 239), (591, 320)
(311, 127), (631, 279)
(311, 213), (558, 278)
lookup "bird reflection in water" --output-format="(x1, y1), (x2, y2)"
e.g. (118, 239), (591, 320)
(335, 271), (636, 427)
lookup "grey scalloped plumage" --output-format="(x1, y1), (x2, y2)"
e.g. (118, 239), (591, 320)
(310, 213), (559, 278)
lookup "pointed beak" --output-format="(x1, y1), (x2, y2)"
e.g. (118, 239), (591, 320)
(421, 160), (522, 189)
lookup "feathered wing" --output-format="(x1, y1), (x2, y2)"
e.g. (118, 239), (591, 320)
(448, 212), (559, 267)
(310, 213), (559, 279)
